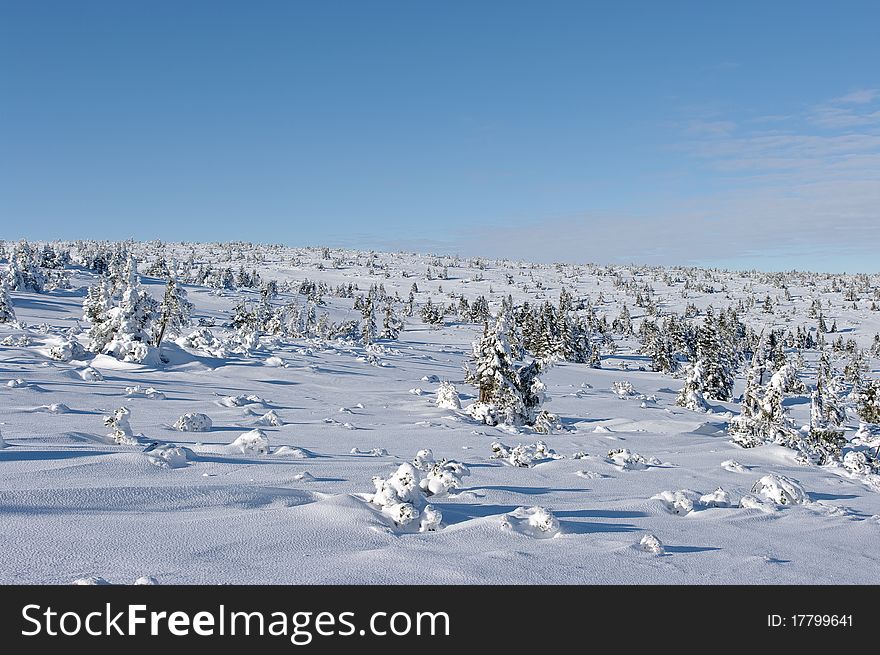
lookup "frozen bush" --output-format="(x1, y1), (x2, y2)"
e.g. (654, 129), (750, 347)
(612, 381), (636, 398)
(652, 489), (701, 515)
(501, 506), (560, 538)
(491, 440), (562, 468)
(640, 533), (665, 554)
(49, 338), (86, 362)
(229, 429), (270, 455)
(174, 413), (213, 432)
(104, 407), (138, 445)
(435, 381), (462, 410)
(606, 448), (649, 470)
(80, 367), (104, 381)
(146, 444), (189, 469)
(750, 474), (806, 506)
(699, 487), (731, 508)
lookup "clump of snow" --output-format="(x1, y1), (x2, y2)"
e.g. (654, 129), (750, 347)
(173, 412), (213, 432)
(368, 462), (439, 531)
(265, 356), (285, 367)
(125, 385), (166, 400)
(606, 448), (657, 470)
(292, 471), (315, 481)
(36, 402), (71, 414)
(739, 495), (776, 513)
(491, 440), (562, 468)
(751, 474), (806, 506)
(639, 533), (665, 554)
(179, 328), (227, 357)
(272, 446), (313, 459)
(501, 506), (560, 538)
(351, 447), (388, 456)
(421, 375), (440, 383)
(49, 338), (86, 362)
(612, 381), (636, 399)
(104, 407), (139, 445)
(146, 444), (189, 469)
(652, 489), (701, 515)
(219, 394), (267, 407)
(7, 378), (27, 388)
(134, 576), (159, 585)
(699, 487), (731, 508)
(435, 381), (462, 410)
(408, 388), (425, 396)
(229, 429), (270, 455)
(721, 459), (747, 473)
(411, 449), (470, 496)
(255, 409), (283, 426)
(72, 576), (111, 585)
(80, 367), (104, 381)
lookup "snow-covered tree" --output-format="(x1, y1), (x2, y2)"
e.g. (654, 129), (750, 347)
(380, 300), (401, 340)
(5, 240), (46, 292)
(676, 360), (708, 411)
(152, 272), (193, 347)
(0, 284), (15, 323)
(361, 296), (377, 345)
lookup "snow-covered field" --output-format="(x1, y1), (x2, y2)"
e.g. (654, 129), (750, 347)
(1, 240), (879, 584)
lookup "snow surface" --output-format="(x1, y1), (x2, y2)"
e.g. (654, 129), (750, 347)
(0, 242), (879, 584)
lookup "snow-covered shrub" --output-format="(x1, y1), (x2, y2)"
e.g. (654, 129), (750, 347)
(699, 487), (731, 508)
(721, 459), (746, 473)
(750, 474), (806, 506)
(0, 285), (16, 323)
(676, 361), (708, 412)
(841, 451), (878, 476)
(606, 448), (659, 470)
(639, 533), (665, 554)
(7, 378), (27, 388)
(80, 366), (104, 381)
(368, 462), (440, 532)
(173, 413), (213, 432)
(104, 407), (138, 445)
(125, 385), (165, 400)
(533, 409), (561, 434)
(255, 409), (283, 426)
(491, 440), (562, 468)
(219, 394), (267, 407)
(179, 328), (228, 357)
(652, 489), (701, 515)
(612, 380), (636, 399)
(229, 429), (270, 455)
(49, 338), (86, 362)
(435, 381), (461, 410)
(501, 506), (560, 538)
(145, 443), (189, 469)
(411, 449), (470, 496)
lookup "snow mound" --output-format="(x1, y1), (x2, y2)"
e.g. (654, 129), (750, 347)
(229, 429), (270, 455)
(435, 381), (462, 410)
(173, 413), (213, 432)
(72, 576), (111, 585)
(751, 474), (806, 506)
(491, 440), (562, 468)
(146, 444), (190, 469)
(36, 402), (71, 414)
(606, 448), (657, 470)
(292, 471), (315, 481)
(79, 367), (104, 381)
(639, 533), (665, 554)
(272, 446), (313, 459)
(501, 506), (560, 538)
(254, 409), (283, 426)
(699, 487), (731, 508)
(351, 447), (388, 456)
(125, 385), (166, 400)
(739, 495), (777, 513)
(134, 576), (159, 585)
(265, 356), (285, 367)
(219, 394), (268, 408)
(652, 489), (701, 515)
(721, 459), (747, 473)
(7, 378), (27, 388)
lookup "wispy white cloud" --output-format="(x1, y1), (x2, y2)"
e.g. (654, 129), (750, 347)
(447, 89), (880, 273)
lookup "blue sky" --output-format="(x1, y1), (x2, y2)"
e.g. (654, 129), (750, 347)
(2, 1), (878, 272)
